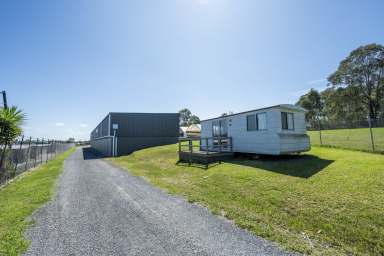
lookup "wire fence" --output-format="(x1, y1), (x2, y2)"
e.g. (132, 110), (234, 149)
(0, 136), (75, 186)
(307, 118), (384, 153)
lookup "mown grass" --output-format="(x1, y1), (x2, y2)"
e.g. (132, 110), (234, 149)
(0, 148), (75, 256)
(308, 127), (384, 153)
(110, 144), (384, 255)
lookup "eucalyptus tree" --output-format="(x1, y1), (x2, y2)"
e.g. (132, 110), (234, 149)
(179, 108), (200, 126)
(296, 89), (323, 127)
(328, 43), (384, 120)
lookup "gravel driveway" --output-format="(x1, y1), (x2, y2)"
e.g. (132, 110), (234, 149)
(24, 147), (294, 256)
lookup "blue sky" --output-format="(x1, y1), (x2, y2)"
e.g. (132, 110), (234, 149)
(1, 0), (383, 140)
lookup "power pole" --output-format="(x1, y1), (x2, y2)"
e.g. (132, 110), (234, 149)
(1, 91), (7, 109)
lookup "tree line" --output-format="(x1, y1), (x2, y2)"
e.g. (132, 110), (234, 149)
(296, 43), (384, 127)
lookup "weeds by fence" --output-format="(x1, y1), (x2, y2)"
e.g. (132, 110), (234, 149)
(0, 136), (75, 185)
(307, 118), (384, 153)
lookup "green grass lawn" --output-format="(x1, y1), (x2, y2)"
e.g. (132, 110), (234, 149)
(0, 148), (75, 256)
(110, 144), (384, 255)
(308, 127), (384, 153)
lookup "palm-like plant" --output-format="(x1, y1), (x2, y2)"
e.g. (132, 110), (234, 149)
(0, 106), (26, 173)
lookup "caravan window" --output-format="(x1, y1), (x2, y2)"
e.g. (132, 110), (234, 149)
(281, 112), (294, 130)
(247, 115), (257, 131)
(220, 119), (228, 137)
(257, 113), (267, 130)
(212, 121), (220, 137)
(247, 113), (267, 131)
(212, 120), (227, 137)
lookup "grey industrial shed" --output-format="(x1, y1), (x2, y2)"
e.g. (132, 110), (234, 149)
(90, 112), (180, 156)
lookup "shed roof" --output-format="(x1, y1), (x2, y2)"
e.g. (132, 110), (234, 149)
(180, 126), (188, 133)
(186, 124), (201, 133)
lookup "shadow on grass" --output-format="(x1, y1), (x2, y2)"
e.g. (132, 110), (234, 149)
(226, 154), (334, 178)
(82, 147), (107, 160)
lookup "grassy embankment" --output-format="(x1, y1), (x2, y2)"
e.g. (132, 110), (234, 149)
(110, 144), (384, 255)
(0, 148), (75, 256)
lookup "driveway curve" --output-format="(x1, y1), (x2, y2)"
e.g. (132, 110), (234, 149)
(24, 147), (294, 256)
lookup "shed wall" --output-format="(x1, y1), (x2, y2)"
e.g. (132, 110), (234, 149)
(90, 114), (110, 140)
(110, 113), (179, 138)
(111, 113), (179, 155)
(116, 137), (178, 156)
(90, 137), (113, 156)
(91, 112), (179, 156)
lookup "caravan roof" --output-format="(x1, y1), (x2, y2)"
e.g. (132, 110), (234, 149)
(201, 104), (306, 122)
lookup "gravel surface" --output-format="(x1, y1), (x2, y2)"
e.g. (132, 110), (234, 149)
(24, 148), (295, 256)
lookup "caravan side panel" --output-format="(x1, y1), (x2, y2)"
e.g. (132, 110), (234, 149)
(200, 121), (214, 150)
(278, 111), (310, 153)
(227, 110), (280, 155)
(200, 109), (281, 155)
(200, 107), (310, 155)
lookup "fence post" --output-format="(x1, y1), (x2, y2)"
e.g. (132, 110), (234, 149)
(49, 140), (52, 160)
(368, 117), (375, 151)
(51, 140), (53, 160)
(40, 138), (44, 164)
(49, 140), (51, 160)
(318, 118), (323, 145)
(34, 138), (38, 167)
(46, 139), (49, 162)
(178, 139), (181, 153)
(14, 135), (24, 173)
(188, 139), (192, 153)
(25, 137), (32, 171)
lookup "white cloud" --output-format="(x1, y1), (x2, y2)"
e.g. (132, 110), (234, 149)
(314, 85), (328, 92)
(290, 78), (329, 96)
(55, 122), (64, 127)
(308, 78), (326, 85)
(80, 123), (88, 128)
(291, 89), (310, 97)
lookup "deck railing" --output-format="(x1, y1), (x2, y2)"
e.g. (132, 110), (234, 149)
(178, 137), (233, 154)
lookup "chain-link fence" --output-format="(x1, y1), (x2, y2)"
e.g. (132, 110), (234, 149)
(307, 118), (384, 153)
(0, 136), (75, 185)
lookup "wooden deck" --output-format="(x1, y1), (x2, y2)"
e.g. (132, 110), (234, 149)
(178, 137), (234, 167)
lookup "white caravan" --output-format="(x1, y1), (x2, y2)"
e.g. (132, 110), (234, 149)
(200, 104), (310, 155)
